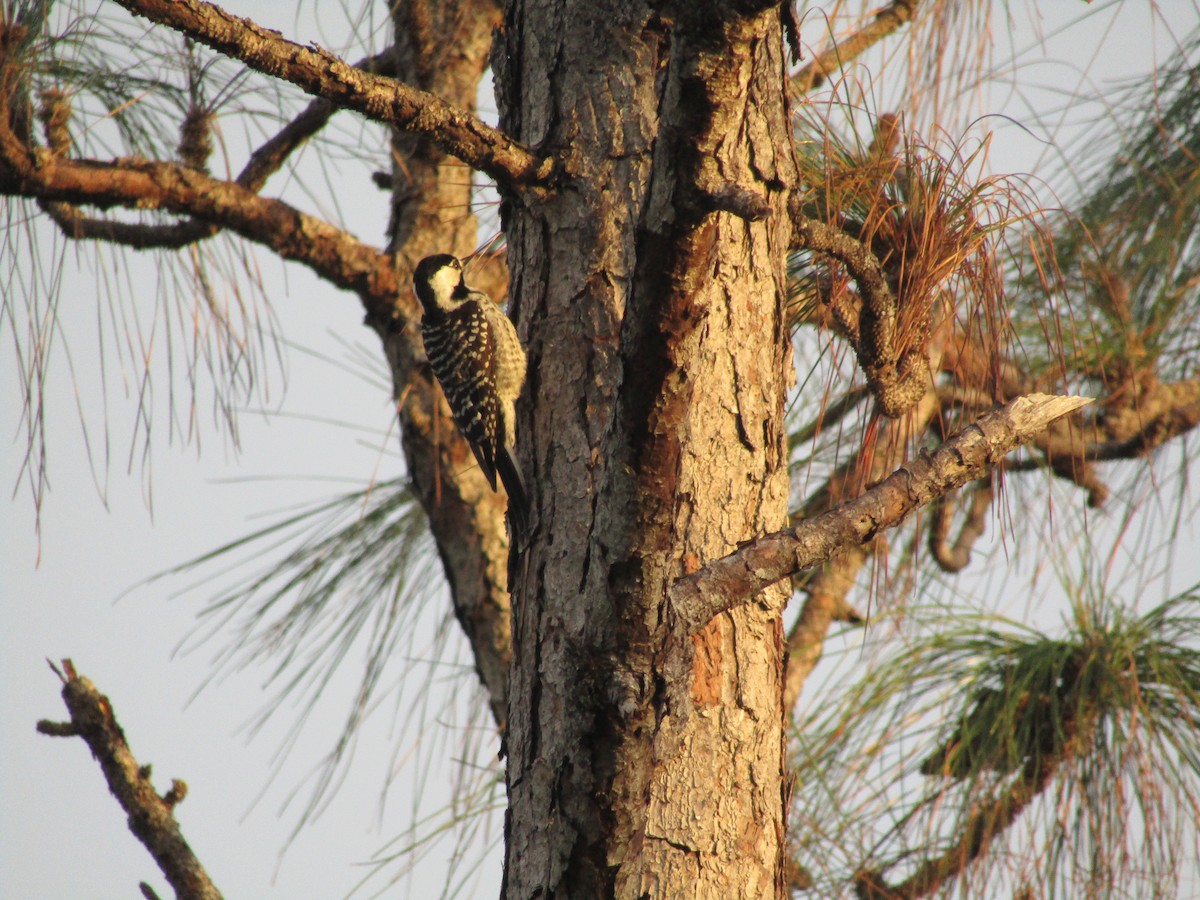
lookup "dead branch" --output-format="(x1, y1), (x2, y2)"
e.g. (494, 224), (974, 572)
(107, 0), (554, 193)
(793, 0), (920, 94)
(37, 660), (222, 900)
(672, 394), (1091, 634)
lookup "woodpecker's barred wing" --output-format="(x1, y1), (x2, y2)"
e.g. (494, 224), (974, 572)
(415, 257), (529, 536)
(421, 302), (504, 491)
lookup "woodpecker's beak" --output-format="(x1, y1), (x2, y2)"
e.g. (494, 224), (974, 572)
(457, 250), (484, 281)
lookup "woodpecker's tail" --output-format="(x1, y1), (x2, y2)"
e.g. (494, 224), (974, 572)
(496, 447), (530, 538)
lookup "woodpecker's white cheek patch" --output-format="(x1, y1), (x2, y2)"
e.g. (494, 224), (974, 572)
(431, 268), (461, 305)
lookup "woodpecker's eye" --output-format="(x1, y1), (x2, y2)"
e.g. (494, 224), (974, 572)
(451, 258), (462, 270)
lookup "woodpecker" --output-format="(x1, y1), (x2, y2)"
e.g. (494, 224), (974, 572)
(412, 254), (529, 534)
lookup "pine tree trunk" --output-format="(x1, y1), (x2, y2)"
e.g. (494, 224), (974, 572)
(495, 3), (797, 896)
(375, 0), (515, 727)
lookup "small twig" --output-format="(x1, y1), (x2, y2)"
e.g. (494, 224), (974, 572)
(927, 472), (993, 572)
(38, 659), (223, 900)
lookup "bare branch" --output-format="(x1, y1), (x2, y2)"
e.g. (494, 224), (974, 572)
(38, 660), (223, 900)
(672, 394), (1092, 634)
(792, 0), (920, 94)
(0, 94), (398, 318)
(37, 48), (399, 249)
(234, 48), (399, 191)
(106, 0), (554, 193)
(790, 199), (927, 416)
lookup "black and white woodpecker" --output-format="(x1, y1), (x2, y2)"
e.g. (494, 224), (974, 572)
(412, 254), (529, 535)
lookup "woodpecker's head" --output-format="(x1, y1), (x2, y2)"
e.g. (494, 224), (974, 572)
(413, 254), (466, 315)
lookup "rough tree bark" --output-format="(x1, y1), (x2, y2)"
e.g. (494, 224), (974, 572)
(495, 2), (796, 895)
